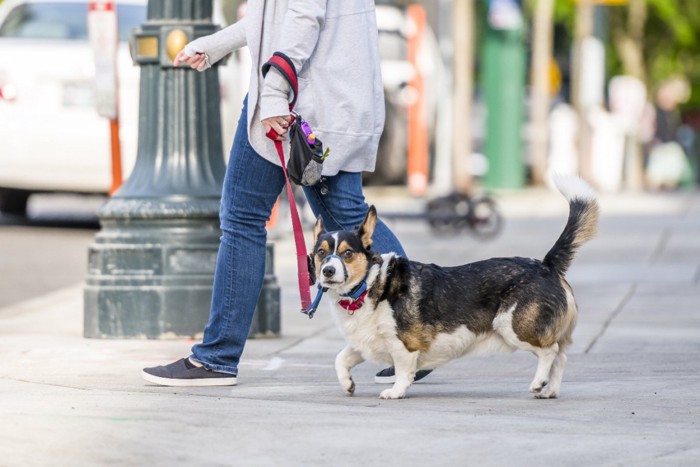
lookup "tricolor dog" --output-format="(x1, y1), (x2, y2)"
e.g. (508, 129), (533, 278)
(310, 175), (599, 399)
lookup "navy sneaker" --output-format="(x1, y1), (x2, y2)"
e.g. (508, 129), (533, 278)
(374, 367), (433, 384)
(142, 358), (237, 387)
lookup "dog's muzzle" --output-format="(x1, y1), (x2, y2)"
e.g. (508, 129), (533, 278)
(304, 254), (346, 319)
(319, 254), (347, 286)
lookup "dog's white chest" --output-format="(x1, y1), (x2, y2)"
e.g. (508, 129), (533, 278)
(332, 299), (397, 364)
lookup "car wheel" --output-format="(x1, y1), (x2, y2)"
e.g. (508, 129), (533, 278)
(0, 189), (31, 216)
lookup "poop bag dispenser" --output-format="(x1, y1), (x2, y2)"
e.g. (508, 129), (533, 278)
(286, 115), (328, 187)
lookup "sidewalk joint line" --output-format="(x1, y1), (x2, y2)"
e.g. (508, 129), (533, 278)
(584, 283), (637, 354)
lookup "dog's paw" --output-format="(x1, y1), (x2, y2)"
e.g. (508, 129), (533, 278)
(340, 377), (355, 396)
(379, 388), (406, 400)
(535, 388), (558, 399)
(529, 379), (548, 394)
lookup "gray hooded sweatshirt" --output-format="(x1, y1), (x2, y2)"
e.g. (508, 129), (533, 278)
(184, 0), (385, 176)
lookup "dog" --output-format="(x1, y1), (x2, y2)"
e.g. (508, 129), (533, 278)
(309, 175), (599, 399)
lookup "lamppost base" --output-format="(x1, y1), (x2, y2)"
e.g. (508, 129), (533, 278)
(84, 198), (220, 338)
(84, 198), (282, 339)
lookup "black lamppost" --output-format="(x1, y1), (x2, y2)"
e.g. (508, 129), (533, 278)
(85, 0), (279, 338)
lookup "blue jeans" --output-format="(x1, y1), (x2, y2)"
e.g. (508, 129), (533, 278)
(190, 98), (405, 375)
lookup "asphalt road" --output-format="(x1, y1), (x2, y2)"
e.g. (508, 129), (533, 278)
(0, 194), (102, 308)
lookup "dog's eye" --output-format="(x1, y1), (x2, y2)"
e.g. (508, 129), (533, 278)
(342, 250), (354, 259)
(316, 249), (327, 258)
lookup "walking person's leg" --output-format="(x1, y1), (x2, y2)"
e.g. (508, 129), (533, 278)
(302, 171), (405, 256)
(302, 172), (432, 384)
(142, 98), (286, 386)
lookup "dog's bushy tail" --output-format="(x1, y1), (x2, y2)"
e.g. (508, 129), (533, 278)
(543, 175), (600, 276)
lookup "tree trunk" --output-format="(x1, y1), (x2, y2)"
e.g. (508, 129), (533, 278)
(530, 0), (556, 186)
(613, 0), (647, 82)
(452, 0), (475, 192)
(572, 0), (595, 180)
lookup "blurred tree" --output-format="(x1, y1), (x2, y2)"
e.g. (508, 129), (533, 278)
(610, 0), (647, 81)
(635, 0), (700, 107)
(525, 0), (699, 108)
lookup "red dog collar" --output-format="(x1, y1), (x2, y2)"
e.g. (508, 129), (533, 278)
(338, 290), (368, 314)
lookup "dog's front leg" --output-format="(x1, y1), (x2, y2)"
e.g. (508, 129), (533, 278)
(379, 349), (419, 400)
(335, 345), (364, 395)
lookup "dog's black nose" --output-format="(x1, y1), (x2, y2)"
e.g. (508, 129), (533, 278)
(322, 266), (335, 278)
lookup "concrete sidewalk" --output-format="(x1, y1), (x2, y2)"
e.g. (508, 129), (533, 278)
(1, 187), (699, 466)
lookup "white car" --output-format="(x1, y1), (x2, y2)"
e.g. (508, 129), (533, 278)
(0, 0), (241, 215)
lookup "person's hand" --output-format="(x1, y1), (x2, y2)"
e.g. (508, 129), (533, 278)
(262, 115), (293, 141)
(173, 50), (209, 71)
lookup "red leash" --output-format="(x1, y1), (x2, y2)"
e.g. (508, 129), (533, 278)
(268, 133), (312, 311)
(263, 52), (311, 311)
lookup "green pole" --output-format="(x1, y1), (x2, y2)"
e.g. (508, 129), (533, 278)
(482, 16), (526, 189)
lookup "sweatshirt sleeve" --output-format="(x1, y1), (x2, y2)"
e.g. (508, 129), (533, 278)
(183, 16), (248, 69)
(259, 0), (327, 121)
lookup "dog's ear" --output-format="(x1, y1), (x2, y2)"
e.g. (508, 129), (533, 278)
(357, 205), (378, 250)
(313, 215), (324, 245)
(307, 253), (316, 285)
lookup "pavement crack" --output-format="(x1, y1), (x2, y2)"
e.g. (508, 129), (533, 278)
(584, 284), (637, 354)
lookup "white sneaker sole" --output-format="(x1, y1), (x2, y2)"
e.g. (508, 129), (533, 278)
(141, 370), (237, 387)
(375, 371), (433, 384)
(374, 375), (396, 384)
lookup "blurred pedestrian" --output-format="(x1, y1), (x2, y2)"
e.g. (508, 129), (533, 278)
(141, 0), (430, 386)
(646, 77), (693, 189)
(652, 77), (689, 145)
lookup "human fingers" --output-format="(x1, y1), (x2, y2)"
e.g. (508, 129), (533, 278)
(173, 50), (189, 67)
(174, 50), (201, 67)
(187, 54), (204, 69)
(195, 56), (209, 72)
(262, 117), (289, 141)
(177, 53), (207, 71)
(262, 116), (291, 130)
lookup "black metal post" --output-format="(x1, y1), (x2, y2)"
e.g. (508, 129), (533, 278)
(249, 244), (281, 338)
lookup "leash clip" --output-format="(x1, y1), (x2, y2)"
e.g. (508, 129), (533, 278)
(302, 285), (327, 319)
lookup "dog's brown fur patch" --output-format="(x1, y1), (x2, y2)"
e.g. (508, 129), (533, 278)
(511, 280), (578, 349)
(556, 280), (578, 350)
(512, 302), (564, 348)
(313, 217), (325, 246)
(338, 240), (369, 286)
(398, 323), (435, 352)
(575, 203), (600, 246)
(512, 303), (547, 347)
(313, 240), (332, 273)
